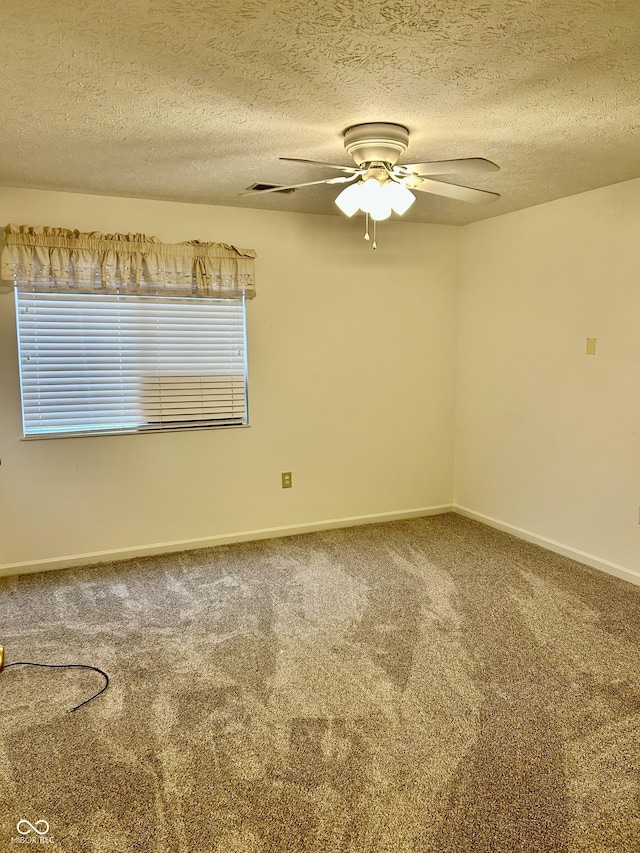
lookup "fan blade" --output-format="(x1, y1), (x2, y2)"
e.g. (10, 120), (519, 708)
(280, 157), (360, 174)
(409, 177), (499, 204)
(239, 175), (355, 196)
(399, 157), (500, 176)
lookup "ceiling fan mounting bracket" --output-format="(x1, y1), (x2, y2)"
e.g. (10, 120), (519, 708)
(343, 122), (409, 167)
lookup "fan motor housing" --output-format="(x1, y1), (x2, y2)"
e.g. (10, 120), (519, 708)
(344, 122), (409, 166)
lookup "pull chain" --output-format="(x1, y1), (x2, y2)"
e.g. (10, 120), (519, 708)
(364, 212), (370, 242)
(372, 219), (377, 250)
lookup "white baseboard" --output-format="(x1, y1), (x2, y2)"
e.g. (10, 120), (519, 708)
(0, 504), (454, 578)
(454, 505), (640, 587)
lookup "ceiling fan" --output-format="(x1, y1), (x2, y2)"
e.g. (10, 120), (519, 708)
(243, 122), (500, 247)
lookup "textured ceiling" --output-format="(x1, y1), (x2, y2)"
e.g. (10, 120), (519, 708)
(1, 0), (640, 225)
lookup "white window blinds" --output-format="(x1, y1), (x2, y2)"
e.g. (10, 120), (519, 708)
(15, 290), (248, 437)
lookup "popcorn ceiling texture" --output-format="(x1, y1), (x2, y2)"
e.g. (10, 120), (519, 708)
(1, 0), (639, 223)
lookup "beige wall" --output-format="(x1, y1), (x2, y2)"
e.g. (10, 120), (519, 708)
(456, 179), (640, 579)
(3, 180), (638, 580)
(0, 188), (459, 570)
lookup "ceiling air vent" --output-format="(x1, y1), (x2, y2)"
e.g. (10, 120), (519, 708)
(245, 182), (296, 194)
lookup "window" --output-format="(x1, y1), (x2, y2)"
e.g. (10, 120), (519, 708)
(15, 290), (248, 437)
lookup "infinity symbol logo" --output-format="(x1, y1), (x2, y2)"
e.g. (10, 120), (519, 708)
(17, 819), (50, 836)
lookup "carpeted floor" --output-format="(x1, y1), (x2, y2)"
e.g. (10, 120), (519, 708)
(1, 513), (639, 852)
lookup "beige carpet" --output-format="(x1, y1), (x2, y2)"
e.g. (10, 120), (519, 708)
(1, 513), (639, 852)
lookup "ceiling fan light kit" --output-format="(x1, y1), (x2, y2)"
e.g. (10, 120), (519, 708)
(335, 176), (416, 220)
(246, 121), (500, 249)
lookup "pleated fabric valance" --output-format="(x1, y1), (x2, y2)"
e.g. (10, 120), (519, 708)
(1, 224), (256, 299)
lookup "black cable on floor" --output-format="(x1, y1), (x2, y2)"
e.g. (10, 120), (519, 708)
(2, 662), (110, 713)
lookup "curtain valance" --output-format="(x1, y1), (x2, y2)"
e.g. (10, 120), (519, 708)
(1, 224), (256, 299)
